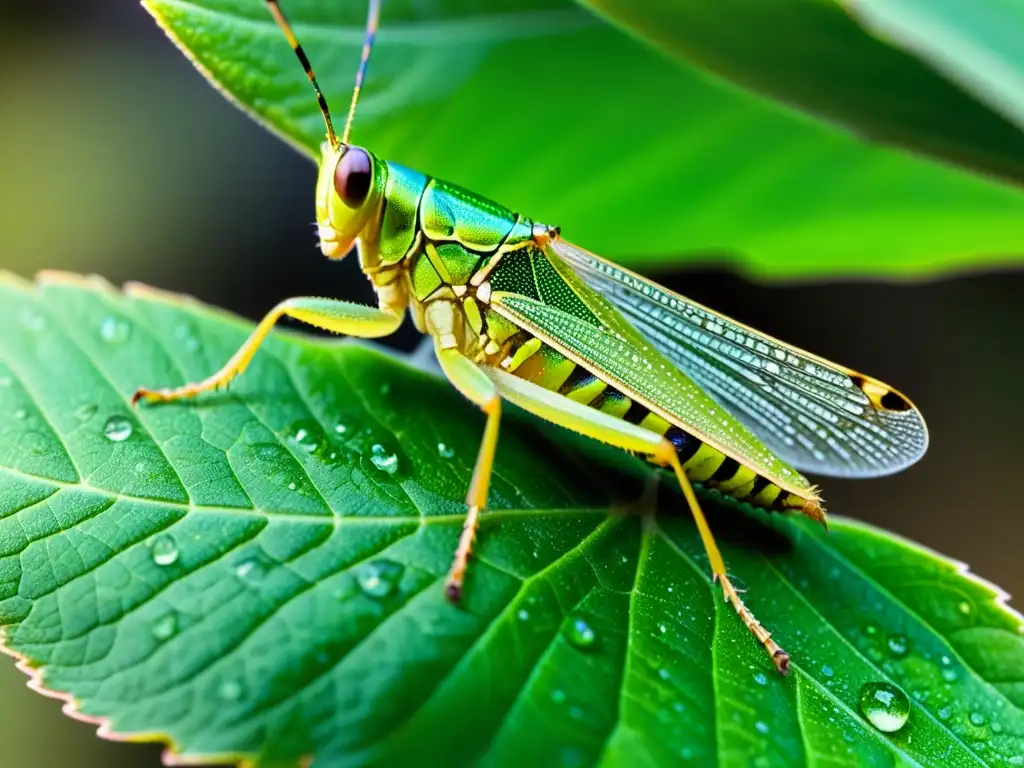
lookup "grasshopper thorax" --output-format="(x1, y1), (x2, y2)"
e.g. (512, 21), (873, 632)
(315, 142), (386, 266)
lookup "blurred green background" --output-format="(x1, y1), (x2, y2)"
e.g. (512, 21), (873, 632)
(2, 2), (1022, 766)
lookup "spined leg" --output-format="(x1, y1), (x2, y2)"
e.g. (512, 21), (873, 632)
(482, 366), (790, 674)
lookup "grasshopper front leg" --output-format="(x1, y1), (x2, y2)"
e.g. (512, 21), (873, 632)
(132, 297), (404, 404)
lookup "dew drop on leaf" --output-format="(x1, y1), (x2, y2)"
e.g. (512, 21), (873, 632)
(218, 680), (244, 702)
(19, 309), (45, 331)
(564, 617), (596, 650)
(859, 681), (910, 733)
(437, 442), (455, 459)
(355, 559), (404, 598)
(970, 711), (987, 726)
(370, 444), (399, 475)
(753, 672), (767, 686)
(550, 688), (566, 704)
(235, 554), (273, 581)
(821, 665), (834, 678)
(13, 408), (27, 421)
(958, 601), (972, 615)
(150, 535), (179, 566)
(658, 668), (671, 680)
(334, 423), (348, 435)
(755, 720), (769, 734)
(103, 416), (134, 442)
(151, 611), (179, 641)
(99, 316), (131, 343)
(517, 608), (530, 622)
(937, 706), (952, 721)
(887, 634), (910, 658)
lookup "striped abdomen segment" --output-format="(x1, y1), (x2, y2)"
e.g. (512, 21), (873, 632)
(502, 333), (806, 512)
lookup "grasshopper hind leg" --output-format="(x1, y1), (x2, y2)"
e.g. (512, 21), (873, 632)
(480, 365), (791, 674)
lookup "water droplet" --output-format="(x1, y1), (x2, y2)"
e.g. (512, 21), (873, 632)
(334, 423), (348, 435)
(753, 672), (767, 686)
(75, 403), (98, 421)
(13, 408), (27, 421)
(564, 617), (596, 650)
(942, 668), (958, 682)
(150, 534), (179, 566)
(887, 634), (910, 658)
(103, 416), (134, 442)
(969, 711), (986, 726)
(19, 309), (45, 331)
(288, 482), (297, 491)
(235, 553), (272, 581)
(755, 720), (769, 735)
(355, 559), (404, 598)
(517, 608), (530, 622)
(293, 427), (317, 453)
(958, 601), (972, 615)
(991, 722), (1003, 734)
(550, 688), (566, 704)
(821, 665), (834, 678)
(658, 624), (667, 634)
(937, 706), (951, 721)
(218, 679), (244, 702)
(865, 623), (880, 637)
(658, 668), (671, 680)
(174, 323), (201, 353)
(437, 442), (455, 458)
(859, 681), (910, 733)
(151, 612), (178, 641)
(99, 316), (131, 343)
(1009, 757), (1023, 766)
(369, 444), (399, 475)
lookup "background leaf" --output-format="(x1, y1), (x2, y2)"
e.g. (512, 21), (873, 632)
(580, 0), (1024, 187)
(144, 0), (1024, 278)
(849, 0), (1024, 133)
(0, 271), (1021, 765)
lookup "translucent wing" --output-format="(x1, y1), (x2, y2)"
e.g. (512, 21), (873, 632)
(554, 240), (928, 478)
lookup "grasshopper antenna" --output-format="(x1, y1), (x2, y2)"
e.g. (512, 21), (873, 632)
(342, 0), (382, 146)
(265, 0), (339, 148)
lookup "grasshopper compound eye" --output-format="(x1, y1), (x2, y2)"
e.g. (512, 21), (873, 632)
(335, 148), (372, 209)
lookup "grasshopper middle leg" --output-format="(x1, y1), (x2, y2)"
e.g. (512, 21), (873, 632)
(434, 346), (502, 601)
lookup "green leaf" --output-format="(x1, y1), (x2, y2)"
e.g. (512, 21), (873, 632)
(849, 0), (1024, 133)
(142, 0), (1024, 278)
(0, 271), (1022, 765)
(579, 0), (1024, 188)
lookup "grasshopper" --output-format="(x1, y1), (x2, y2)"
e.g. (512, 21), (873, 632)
(133, 0), (928, 674)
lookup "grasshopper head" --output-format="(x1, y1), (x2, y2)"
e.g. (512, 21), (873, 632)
(316, 142), (385, 263)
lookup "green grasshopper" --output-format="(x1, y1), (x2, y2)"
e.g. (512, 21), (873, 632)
(134, 0), (928, 674)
